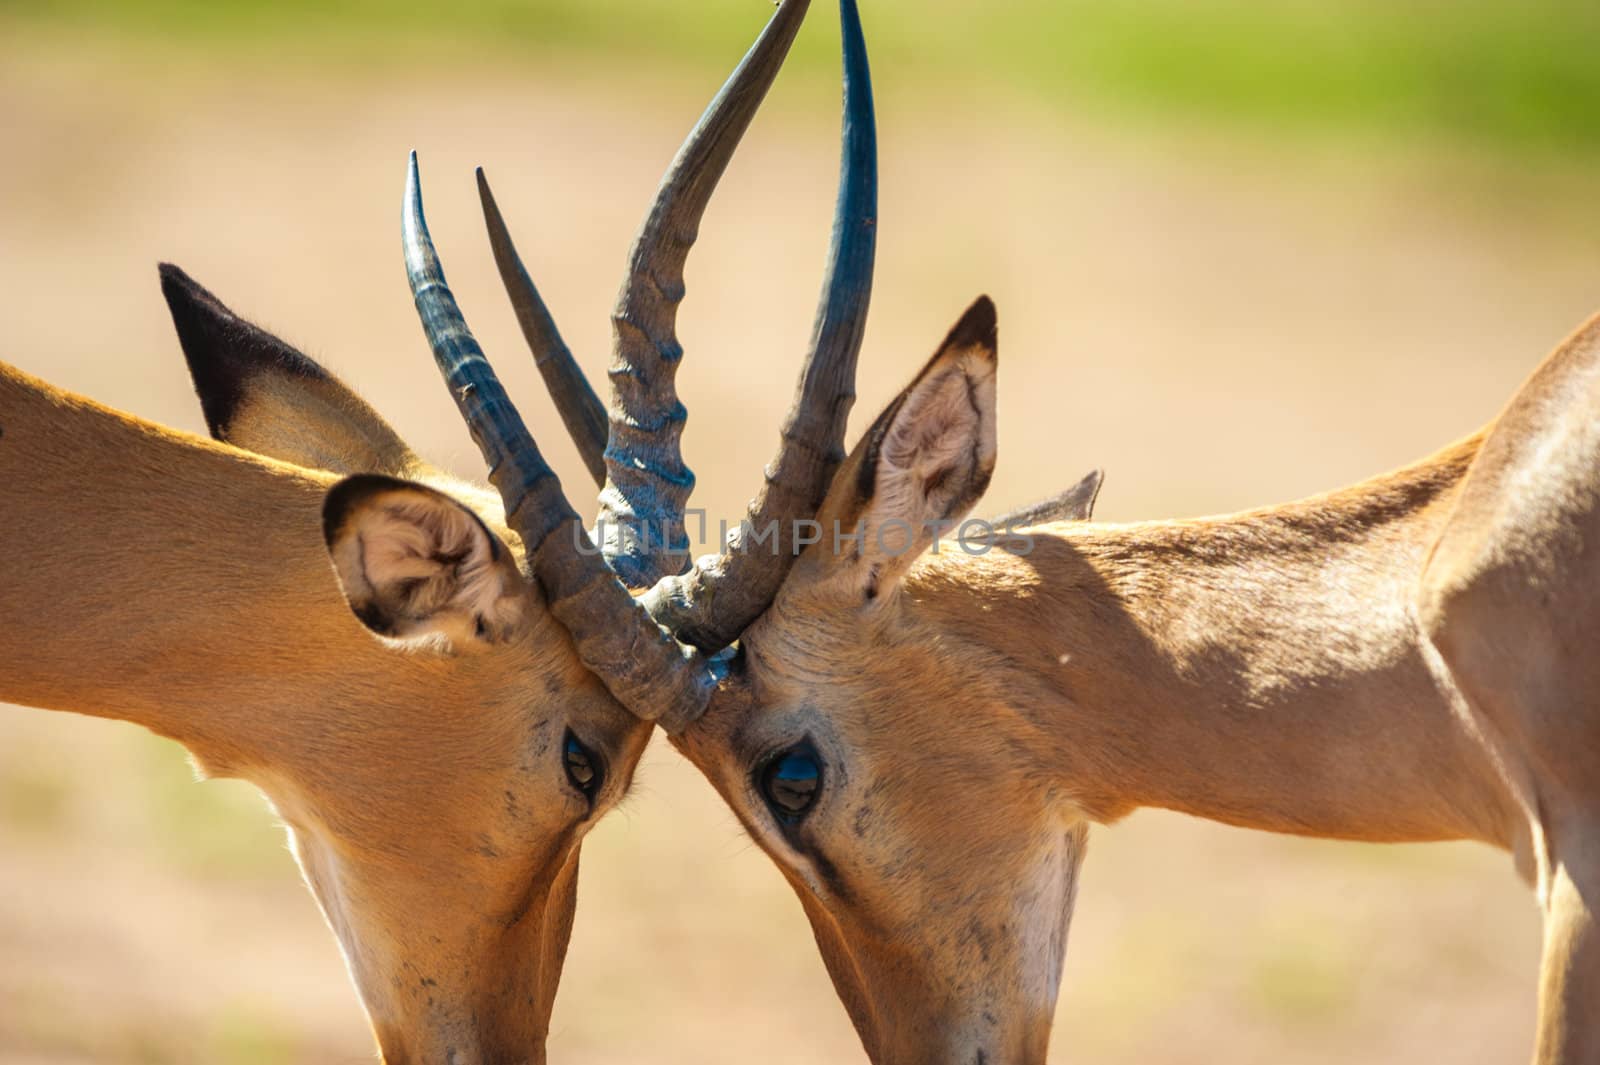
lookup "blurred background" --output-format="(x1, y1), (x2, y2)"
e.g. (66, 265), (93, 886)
(2, 0), (1598, 1062)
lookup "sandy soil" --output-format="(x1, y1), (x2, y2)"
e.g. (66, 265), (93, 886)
(2, 31), (1597, 1065)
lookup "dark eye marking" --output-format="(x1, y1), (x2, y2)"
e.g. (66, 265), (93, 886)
(759, 744), (822, 822)
(563, 730), (604, 800)
(751, 741), (853, 899)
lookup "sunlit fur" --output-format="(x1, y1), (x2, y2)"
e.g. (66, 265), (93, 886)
(1418, 313), (1600, 1064)
(0, 361), (653, 1065)
(676, 305), (1600, 1065)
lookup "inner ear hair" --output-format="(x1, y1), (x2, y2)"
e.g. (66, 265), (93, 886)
(322, 475), (527, 646)
(855, 389), (911, 504)
(870, 295), (992, 527)
(878, 356), (994, 520)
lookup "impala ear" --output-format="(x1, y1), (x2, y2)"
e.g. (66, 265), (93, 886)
(987, 468), (1103, 528)
(322, 475), (532, 649)
(817, 296), (999, 600)
(160, 263), (420, 476)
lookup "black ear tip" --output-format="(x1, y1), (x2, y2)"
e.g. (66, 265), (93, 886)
(157, 261), (194, 289)
(158, 262), (234, 333)
(158, 265), (331, 439)
(159, 260), (208, 302)
(158, 262), (248, 436)
(946, 295), (998, 352)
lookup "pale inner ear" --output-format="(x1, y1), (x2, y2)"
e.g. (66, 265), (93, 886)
(327, 482), (529, 647)
(867, 350), (998, 556)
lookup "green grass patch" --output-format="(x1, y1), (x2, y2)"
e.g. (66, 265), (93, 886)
(8, 0), (1600, 158)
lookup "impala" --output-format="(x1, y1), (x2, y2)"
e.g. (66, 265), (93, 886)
(652, 300), (1600, 1065)
(391, 12), (1597, 1054)
(0, 0), (877, 1059)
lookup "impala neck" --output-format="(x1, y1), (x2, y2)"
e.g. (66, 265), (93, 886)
(0, 362), (389, 770)
(916, 434), (1520, 849)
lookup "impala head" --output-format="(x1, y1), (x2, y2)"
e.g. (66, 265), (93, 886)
(157, 1), (880, 1060)
(160, 262), (650, 1064)
(671, 299), (1102, 1065)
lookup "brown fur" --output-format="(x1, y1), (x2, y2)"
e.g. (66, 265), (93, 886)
(674, 304), (1600, 1065)
(1419, 313), (1600, 1065)
(0, 360), (653, 1065)
(223, 365), (420, 476)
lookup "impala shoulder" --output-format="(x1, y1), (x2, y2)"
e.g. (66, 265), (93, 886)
(1418, 317), (1600, 641)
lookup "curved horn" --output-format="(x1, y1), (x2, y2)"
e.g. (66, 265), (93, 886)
(598, 0), (813, 589)
(477, 168), (609, 487)
(645, 0), (878, 650)
(403, 152), (712, 730)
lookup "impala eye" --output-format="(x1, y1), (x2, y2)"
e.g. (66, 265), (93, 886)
(563, 731), (603, 798)
(761, 747), (822, 821)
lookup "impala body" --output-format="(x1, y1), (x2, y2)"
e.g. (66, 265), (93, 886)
(669, 307), (1600, 1065)
(2, 0), (880, 1058)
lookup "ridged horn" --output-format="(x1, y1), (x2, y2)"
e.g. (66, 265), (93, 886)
(597, 0), (814, 589)
(403, 152), (712, 730)
(644, 0), (878, 651)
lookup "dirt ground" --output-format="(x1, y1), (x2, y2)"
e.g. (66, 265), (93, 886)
(2, 30), (1598, 1065)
